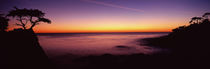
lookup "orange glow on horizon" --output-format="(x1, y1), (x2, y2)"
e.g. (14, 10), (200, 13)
(8, 14), (187, 33)
(33, 25), (172, 33)
(34, 29), (171, 33)
(8, 19), (184, 33)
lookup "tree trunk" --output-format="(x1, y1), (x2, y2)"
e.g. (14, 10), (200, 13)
(23, 26), (26, 30)
(29, 22), (36, 30)
(29, 16), (35, 30)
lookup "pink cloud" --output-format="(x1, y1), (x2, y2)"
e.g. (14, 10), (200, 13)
(82, 0), (144, 12)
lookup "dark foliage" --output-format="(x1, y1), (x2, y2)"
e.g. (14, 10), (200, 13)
(0, 14), (9, 32)
(7, 7), (51, 30)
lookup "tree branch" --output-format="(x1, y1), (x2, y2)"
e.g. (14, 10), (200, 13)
(15, 23), (23, 26)
(29, 16), (36, 30)
(18, 16), (26, 29)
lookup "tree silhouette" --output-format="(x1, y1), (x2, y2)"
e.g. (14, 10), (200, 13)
(172, 26), (186, 33)
(7, 7), (51, 30)
(189, 17), (203, 24)
(0, 14), (9, 32)
(202, 12), (210, 19)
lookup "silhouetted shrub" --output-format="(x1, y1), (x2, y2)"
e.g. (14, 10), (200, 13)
(0, 14), (9, 32)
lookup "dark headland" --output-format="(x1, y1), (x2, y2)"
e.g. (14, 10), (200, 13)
(140, 13), (210, 68)
(0, 7), (53, 69)
(0, 29), (54, 69)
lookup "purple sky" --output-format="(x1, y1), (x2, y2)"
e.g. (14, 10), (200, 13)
(1, 0), (210, 33)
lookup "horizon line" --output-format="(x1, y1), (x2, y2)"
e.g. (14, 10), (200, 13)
(36, 32), (171, 34)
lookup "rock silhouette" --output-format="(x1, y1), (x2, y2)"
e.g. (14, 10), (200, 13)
(0, 7), (54, 69)
(0, 29), (54, 69)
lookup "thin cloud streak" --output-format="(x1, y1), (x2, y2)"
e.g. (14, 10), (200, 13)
(82, 0), (144, 12)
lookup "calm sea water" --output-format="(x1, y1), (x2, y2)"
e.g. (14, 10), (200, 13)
(38, 33), (168, 57)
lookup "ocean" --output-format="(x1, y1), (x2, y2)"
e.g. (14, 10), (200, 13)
(37, 32), (168, 57)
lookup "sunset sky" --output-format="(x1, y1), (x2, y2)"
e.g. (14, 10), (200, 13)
(1, 0), (210, 33)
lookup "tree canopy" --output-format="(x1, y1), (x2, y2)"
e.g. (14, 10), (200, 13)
(202, 12), (210, 19)
(7, 7), (51, 30)
(172, 12), (210, 33)
(189, 17), (203, 24)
